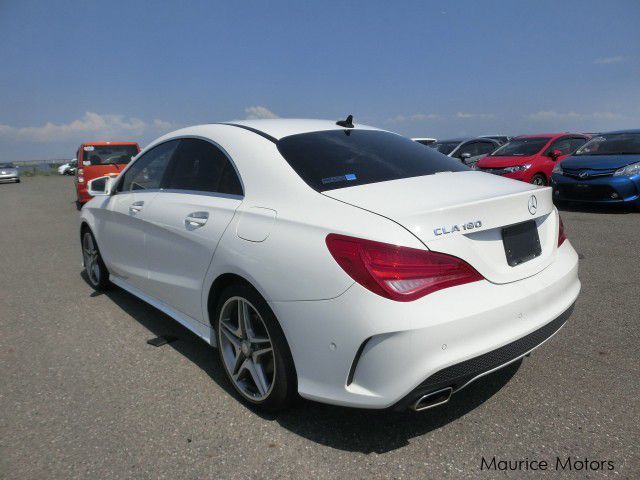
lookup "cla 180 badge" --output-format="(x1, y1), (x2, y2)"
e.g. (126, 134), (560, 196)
(434, 220), (482, 236)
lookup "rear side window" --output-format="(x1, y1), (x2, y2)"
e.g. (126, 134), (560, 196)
(277, 130), (468, 192)
(164, 138), (243, 195)
(118, 140), (178, 192)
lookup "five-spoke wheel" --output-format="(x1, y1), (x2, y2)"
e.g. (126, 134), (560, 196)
(82, 230), (110, 290)
(215, 284), (297, 411)
(218, 297), (275, 400)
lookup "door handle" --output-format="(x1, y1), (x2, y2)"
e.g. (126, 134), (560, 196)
(129, 201), (144, 215)
(184, 211), (209, 229)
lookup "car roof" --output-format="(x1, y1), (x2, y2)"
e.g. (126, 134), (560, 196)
(602, 129), (640, 134)
(514, 133), (582, 139)
(436, 137), (472, 143)
(81, 141), (139, 146)
(220, 119), (381, 141)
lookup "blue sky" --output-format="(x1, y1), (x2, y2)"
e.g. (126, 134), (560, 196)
(1, 0), (639, 160)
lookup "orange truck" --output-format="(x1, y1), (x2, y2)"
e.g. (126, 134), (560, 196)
(75, 141), (140, 206)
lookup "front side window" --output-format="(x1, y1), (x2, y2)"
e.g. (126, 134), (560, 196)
(476, 141), (498, 155)
(83, 145), (139, 165)
(490, 137), (551, 157)
(118, 141), (179, 192)
(277, 129), (468, 192)
(163, 138), (243, 195)
(454, 141), (479, 158)
(574, 133), (640, 156)
(546, 137), (573, 155)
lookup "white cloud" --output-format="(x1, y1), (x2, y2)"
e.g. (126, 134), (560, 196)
(455, 112), (495, 119)
(386, 113), (439, 124)
(527, 111), (623, 121)
(244, 105), (279, 119)
(593, 55), (624, 65)
(0, 112), (175, 142)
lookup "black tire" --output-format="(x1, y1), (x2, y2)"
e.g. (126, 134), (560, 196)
(15, 178), (20, 183)
(531, 173), (547, 186)
(81, 229), (111, 291)
(214, 283), (297, 412)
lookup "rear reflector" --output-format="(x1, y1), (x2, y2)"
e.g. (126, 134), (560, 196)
(558, 215), (567, 246)
(326, 234), (483, 301)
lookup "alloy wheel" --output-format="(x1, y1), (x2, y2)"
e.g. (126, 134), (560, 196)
(82, 232), (100, 286)
(218, 297), (275, 401)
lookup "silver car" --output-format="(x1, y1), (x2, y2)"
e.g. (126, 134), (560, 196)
(0, 163), (20, 183)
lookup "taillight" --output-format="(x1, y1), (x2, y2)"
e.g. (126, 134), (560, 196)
(325, 234), (483, 302)
(558, 215), (567, 246)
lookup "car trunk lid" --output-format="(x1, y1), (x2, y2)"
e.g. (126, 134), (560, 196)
(323, 171), (558, 284)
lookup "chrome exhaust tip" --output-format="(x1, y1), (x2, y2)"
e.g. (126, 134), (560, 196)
(411, 387), (453, 411)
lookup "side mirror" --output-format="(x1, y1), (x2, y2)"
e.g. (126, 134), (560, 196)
(549, 149), (563, 160)
(87, 175), (116, 197)
(460, 152), (472, 160)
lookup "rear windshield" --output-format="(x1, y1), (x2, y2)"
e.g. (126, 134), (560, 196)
(490, 137), (550, 156)
(0, 163), (15, 168)
(277, 129), (468, 192)
(574, 133), (640, 155)
(82, 145), (139, 165)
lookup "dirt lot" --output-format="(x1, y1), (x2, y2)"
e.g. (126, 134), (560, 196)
(1, 176), (638, 479)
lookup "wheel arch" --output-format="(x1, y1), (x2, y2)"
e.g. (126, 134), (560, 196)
(532, 171), (548, 184)
(206, 273), (265, 327)
(79, 221), (91, 241)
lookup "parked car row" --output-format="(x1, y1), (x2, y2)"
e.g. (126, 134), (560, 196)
(73, 117), (638, 415)
(429, 136), (507, 167)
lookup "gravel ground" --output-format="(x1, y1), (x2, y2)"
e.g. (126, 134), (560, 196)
(1, 176), (638, 479)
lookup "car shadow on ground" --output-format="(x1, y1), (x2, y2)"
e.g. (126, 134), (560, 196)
(84, 273), (521, 454)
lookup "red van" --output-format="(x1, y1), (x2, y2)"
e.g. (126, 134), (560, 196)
(75, 141), (140, 206)
(475, 133), (589, 185)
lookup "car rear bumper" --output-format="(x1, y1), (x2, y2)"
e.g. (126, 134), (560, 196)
(270, 241), (580, 409)
(392, 303), (573, 410)
(551, 173), (640, 205)
(0, 174), (19, 181)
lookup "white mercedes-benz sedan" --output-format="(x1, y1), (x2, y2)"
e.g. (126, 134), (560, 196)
(79, 118), (580, 412)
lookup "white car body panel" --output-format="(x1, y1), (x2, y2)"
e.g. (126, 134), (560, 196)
(95, 190), (160, 290)
(80, 119), (580, 409)
(142, 190), (242, 322)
